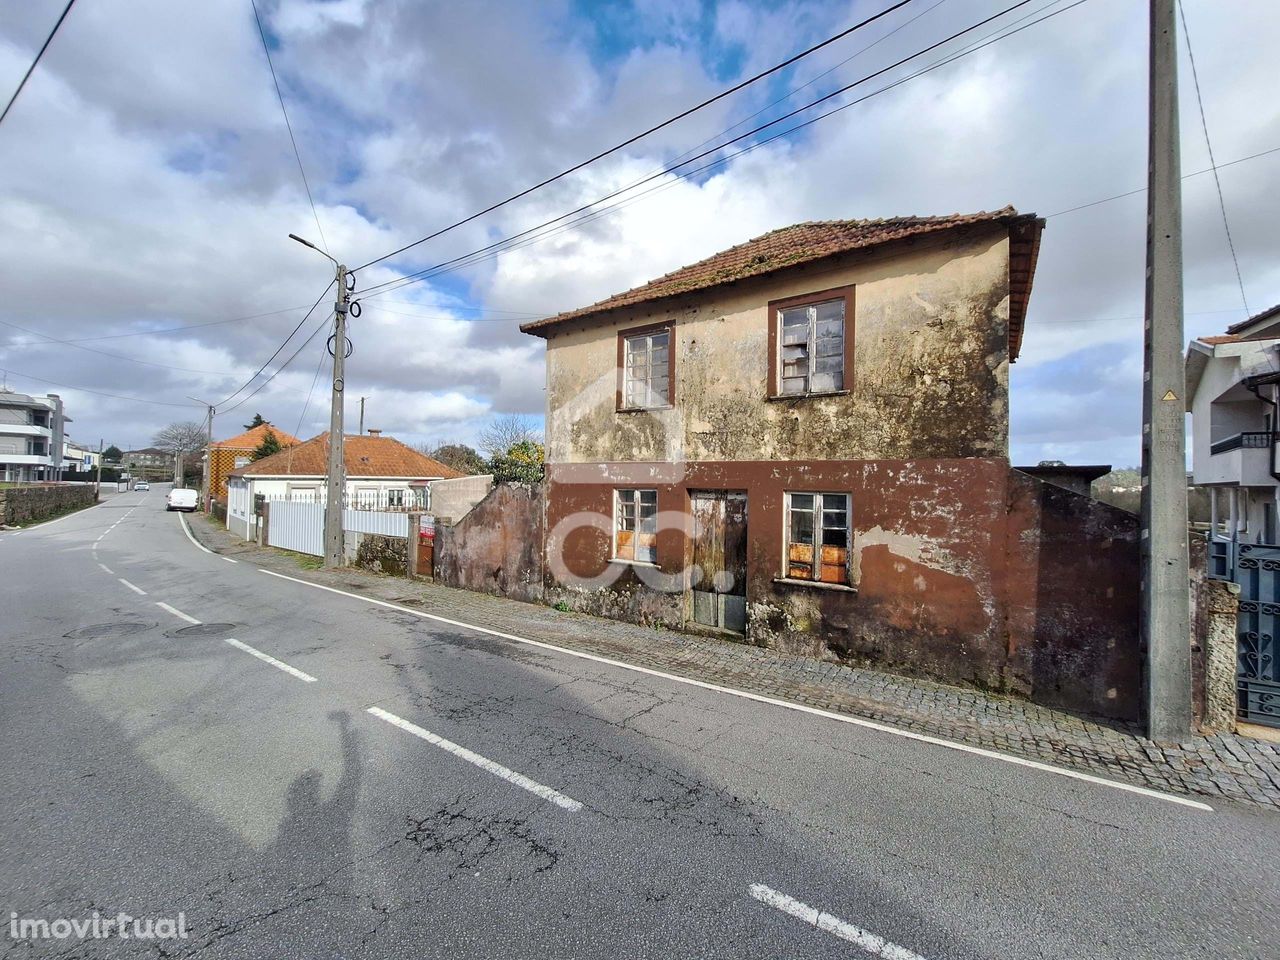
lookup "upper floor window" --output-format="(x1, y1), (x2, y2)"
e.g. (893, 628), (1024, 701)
(785, 491), (850, 585)
(769, 286), (854, 398)
(619, 326), (671, 410)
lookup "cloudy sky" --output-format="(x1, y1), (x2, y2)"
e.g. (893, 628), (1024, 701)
(1, 0), (1276, 465)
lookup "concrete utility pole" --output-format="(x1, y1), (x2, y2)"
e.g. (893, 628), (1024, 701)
(326, 265), (350, 567)
(359, 396), (366, 435)
(1141, 0), (1192, 741)
(189, 398), (214, 512)
(94, 438), (103, 499)
(289, 233), (350, 568)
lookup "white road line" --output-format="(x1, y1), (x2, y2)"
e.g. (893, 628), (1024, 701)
(178, 514), (215, 555)
(223, 638), (317, 683)
(259, 568), (1212, 812)
(118, 578), (146, 596)
(97, 563), (114, 575)
(367, 706), (582, 812)
(156, 602), (200, 624)
(223, 556), (238, 563)
(749, 884), (927, 960)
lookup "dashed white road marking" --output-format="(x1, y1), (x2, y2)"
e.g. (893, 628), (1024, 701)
(222, 556), (238, 563)
(367, 706), (583, 812)
(223, 638), (317, 683)
(749, 884), (927, 960)
(258, 568), (1212, 812)
(118, 578), (146, 596)
(156, 602), (200, 625)
(97, 563), (114, 575)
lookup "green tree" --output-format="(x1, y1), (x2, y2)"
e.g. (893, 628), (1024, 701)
(430, 443), (486, 475)
(250, 429), (285, 461)
(488, 439), (544, 484)
(103, 445), (123, 463)
(244, 413), (267, 430)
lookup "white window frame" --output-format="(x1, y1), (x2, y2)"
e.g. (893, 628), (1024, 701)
(783, 491), (851, 584)
(778, 297), (846, 396)
(622, 329), (671, 409)
(614, 488), (658, 564)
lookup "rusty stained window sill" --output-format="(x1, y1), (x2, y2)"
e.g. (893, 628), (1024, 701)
(610, 557), (660, 568)
(765, 390), (850, 403)
(616, 404), (674, 414)
(772, 576), (858, 594)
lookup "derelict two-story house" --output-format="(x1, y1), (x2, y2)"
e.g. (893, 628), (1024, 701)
(521, 207), (1142, 720)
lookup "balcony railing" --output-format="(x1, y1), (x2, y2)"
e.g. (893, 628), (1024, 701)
(1209, 431), (1272, 455)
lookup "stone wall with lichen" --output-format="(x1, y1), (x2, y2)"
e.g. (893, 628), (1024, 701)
(0, 484), (96, 526)
(544, 225), (1011, 465)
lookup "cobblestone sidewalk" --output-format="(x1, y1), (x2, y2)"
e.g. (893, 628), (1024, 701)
(192, 515), (1280, 812)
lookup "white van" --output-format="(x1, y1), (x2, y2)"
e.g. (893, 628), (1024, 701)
(166, 488), (199, 512)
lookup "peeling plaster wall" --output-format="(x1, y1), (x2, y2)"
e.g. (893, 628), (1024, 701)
(435, 482), (545, 603)
(542, 460), (1141, 720)
(544, 226), (1011, 465)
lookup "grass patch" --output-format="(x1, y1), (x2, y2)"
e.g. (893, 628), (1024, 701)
(268, 546), (324, 570)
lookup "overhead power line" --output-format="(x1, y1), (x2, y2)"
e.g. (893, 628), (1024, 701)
(44, 304), (319, 343)
(1177, 0), (1249, 316)
(1, 368), (200, 408)
(0, 0), (77, 128)
(353, 0), (916, 272)
(0, 317), (235, 376)
(355, 0), (1072, 303)
(215, 280), (334, 408)
(250, 0), (329, 253)
(219, 310), (334, 416)
(1044, 145), (1280, 218)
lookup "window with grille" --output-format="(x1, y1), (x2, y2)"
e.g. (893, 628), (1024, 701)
(622, 329), (671, 408)
(785, 492), (850, 584)
(615, 488), (658, 563)
(777, 295), (846, 396)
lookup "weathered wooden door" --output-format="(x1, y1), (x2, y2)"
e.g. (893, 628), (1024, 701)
(690, 490), (748, 633)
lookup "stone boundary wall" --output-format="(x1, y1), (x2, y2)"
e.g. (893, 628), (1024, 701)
(0, 484), (96, 526)
(435, 482), (544, 603)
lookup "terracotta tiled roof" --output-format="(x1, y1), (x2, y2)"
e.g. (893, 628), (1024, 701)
(230, 433), (463, 479)
(1226, 303), (1280, 335)
(520, 207), (1044, 359)
(212, 422), (300, 450)
(1196, 333), (1280, 346)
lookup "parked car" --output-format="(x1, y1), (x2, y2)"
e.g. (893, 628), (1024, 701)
(166, 488), (198, 512)
(135, 481), (150, 491)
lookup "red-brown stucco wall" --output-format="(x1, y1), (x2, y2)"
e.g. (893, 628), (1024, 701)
(543, 458), (1141, 720)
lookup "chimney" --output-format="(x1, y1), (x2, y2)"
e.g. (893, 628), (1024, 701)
(367, 428), (382, 436)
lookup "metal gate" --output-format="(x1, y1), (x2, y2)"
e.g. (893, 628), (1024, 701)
(1231, 542), (1280, 727)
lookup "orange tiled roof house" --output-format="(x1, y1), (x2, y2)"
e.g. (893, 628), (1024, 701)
(208, 422), (300, 503)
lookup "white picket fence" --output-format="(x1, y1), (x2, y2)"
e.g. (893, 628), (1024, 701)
(265, 500), (410, 557)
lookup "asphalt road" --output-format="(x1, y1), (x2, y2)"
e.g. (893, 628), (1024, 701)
(1, 486), (1276, 959)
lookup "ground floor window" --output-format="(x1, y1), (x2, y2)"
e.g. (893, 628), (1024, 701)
(615, 488), (658, 563)
(785, 492), (850, 584)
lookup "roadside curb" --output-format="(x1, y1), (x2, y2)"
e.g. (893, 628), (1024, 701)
(184, 512), (1280, 812)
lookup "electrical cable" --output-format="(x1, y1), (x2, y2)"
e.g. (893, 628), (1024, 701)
(1, 368), (200, 408)
(1177, 0), (1249, 316)
(0, 317), (236, 376)
(0, 0), (77, 128)
(219, 311), (334, 417)
(215, 280), (334, 408)
(353, 0), (917, 272)
(355, 0), (1077, 303)
(250, 0), (329, 252)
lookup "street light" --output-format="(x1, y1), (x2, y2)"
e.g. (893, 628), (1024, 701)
(290, 233), (350, 568)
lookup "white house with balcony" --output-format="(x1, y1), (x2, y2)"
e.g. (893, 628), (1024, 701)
(0, 390), (68, 482)
(1186, 304), (1280, 544)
